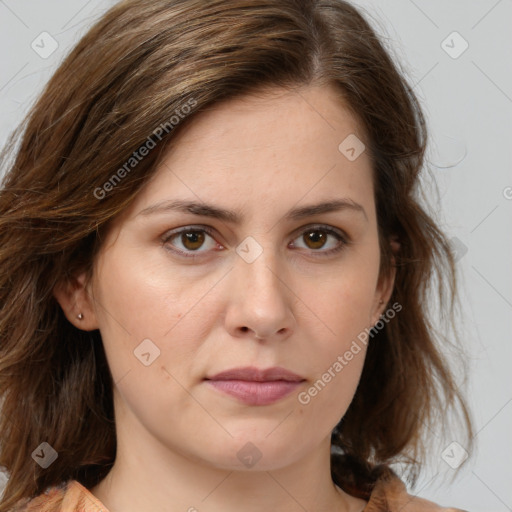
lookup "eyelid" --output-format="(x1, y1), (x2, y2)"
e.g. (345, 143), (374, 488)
(289, 224), (350, 256)
(161, 223), (350, 259)
(161, 225), (220, 255)
(291, 223), (348, 241)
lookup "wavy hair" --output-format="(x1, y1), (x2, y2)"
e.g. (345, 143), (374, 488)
(0, 0), (472, 509)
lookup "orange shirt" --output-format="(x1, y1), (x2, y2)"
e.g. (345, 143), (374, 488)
(12, 475), (467, 512)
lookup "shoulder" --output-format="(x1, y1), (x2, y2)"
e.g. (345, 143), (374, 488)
(11, 480), (108, 512)
(366, 471), (467, 512)
(332, 455), (467, 511)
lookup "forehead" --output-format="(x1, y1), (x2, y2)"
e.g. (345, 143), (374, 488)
(121, 83), (375, 225)
(167, 83), (366, 157)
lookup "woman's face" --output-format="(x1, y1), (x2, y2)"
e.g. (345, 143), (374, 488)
(78, 84), (394, 471)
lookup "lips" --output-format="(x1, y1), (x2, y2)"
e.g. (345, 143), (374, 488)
(205, 366), (306, 406)
(207, 366), (305, 382)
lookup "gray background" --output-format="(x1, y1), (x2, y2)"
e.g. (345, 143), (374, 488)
(0, 1), (511, 511)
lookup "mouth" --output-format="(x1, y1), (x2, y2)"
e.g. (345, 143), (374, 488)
(204, 366), (306, 406)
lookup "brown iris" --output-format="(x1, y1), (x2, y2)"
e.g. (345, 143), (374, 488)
(303, 230), (328, 250)
(181, 231), (206, 251)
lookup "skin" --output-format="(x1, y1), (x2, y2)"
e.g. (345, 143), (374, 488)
(54, 83), (396, 512)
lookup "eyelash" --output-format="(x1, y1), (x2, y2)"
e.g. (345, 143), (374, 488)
(161, 224), (350, 260)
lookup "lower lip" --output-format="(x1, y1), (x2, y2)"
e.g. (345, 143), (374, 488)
(206, 379), (303, 405)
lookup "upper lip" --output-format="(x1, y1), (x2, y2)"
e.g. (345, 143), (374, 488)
(206, 366), (305, 382)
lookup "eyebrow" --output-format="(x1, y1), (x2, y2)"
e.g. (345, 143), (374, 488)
(137, 198), (368, 223)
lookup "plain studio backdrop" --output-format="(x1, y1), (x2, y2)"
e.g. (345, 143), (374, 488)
(0, 1), (511, 511)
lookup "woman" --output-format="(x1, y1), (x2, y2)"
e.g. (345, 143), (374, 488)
(0, 0), (473, 511)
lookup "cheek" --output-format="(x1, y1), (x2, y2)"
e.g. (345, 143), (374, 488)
(95, 237), (221, 331)
(294, 251), (379, 414)
(312, 262), (380, 343)
(91, 252), (213, 436)
(91, 245), (215, 384)
(300, 345), (367, 418)
(297, 288), (371, 429)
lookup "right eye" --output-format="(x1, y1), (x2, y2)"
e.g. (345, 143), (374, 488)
(161, 226), (222, 259)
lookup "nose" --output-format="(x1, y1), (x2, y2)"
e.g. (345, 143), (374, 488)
(224, 243), (295, 342)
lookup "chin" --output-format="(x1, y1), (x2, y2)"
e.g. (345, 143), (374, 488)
(193, 434), (308, 473)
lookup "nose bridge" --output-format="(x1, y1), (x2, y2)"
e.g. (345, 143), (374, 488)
(235, 234), (285, 301)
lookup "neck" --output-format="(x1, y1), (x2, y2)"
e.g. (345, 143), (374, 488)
(90, 396), (367, 512)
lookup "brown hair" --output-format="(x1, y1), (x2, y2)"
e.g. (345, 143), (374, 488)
(0, 0), (473, 508)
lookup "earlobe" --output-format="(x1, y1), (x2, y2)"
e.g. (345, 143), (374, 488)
(52, 272), (99, 331)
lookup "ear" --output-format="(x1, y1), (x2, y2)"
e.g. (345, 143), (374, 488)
(370, 236), (400, 326)
(53, 271), (99, 331)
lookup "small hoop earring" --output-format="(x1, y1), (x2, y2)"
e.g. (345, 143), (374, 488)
(77, 313), (84, 320)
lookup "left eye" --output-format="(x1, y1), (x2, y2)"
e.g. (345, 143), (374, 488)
(291, 227), (346, 254)
(162, 225), (347, 258)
